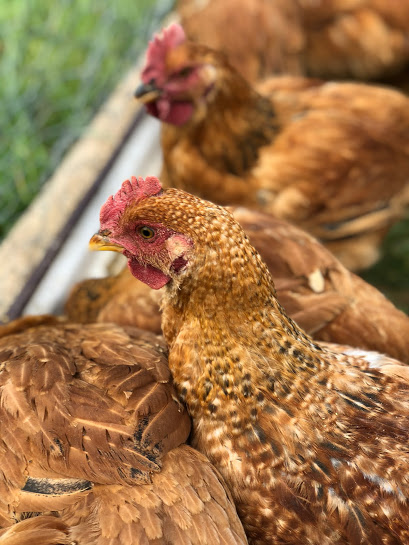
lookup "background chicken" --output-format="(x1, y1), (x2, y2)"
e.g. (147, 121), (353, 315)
(92, 175), (409, 545)
(176, 0), (303, 82)
(296, 0), (409, 82)
(0, 315), (247, 544)
(68, 207), (409, 363)
(135, 24), (409, 271)
(65, 268), (162, 334)
(177, 0), (409, 84)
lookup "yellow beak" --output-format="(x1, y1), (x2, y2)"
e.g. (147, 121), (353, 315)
(89, 233), (124, 253)
(134, 82), (162, 104)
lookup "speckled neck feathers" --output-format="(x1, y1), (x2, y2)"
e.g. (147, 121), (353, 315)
(144, 189), (323, 391)
(151, 190), (409, 545)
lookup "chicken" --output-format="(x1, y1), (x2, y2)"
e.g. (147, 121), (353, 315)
(0, 315), (247, 544)
(65, 268), (162, 333)
(135, 24), (409, 271)
(68, 206), (409, 363)
(177, 0), (409, 83)
(294, 0), (409, 81)
(176, 0), (303, 82)
(91, 175), (409, 545)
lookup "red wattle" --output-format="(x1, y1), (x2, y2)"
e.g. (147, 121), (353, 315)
(146, 98), (193, 126)
(127, 258), (171, 290)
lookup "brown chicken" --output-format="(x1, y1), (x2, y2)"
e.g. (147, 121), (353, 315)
(135, 24), (409, 271)
(65, 268), (163, 333)
(297, 0), (409, 81)
(91, 175), (409, 545)
(0, 315), (247, 544)
(176, 0), (303, 82)
(177, 0), (409, 83)
(68, 207), (409, 363)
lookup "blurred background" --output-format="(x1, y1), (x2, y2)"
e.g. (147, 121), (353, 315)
(0, 0), (172, 239)
(2, 0), (409, 311)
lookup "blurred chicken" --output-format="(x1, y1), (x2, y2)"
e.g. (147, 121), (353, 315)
(297, 0), (409, 81)
(0, 315), (247, 544)
(67, 206), (409, 363)
(91, 175), (409, 544)
(177, 0), (303, 82)
(65, 269), (162, 333)
(135, 24), (409, 270)
(177, 0), (409, 83)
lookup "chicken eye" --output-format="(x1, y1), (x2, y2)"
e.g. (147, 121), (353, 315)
(138, 226), (155, 239)
(177, 66), (193, 78)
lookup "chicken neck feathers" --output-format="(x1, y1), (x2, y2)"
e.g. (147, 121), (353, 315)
(112, 186), (409, 544)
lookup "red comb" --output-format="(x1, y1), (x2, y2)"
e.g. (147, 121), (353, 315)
(141, 23), (186, 84)
(100, 176), (162, 227)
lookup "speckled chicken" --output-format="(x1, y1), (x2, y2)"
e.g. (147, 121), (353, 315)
(68, 207), (409, 363)
(135, 24), (409, 271)
(91, 175), (409, 545)
(0, 315), (247, 544)
(177, 0), (409, 83)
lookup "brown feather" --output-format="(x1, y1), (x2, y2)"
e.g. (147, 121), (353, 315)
(0, 318), (247, 544)
(232, 208), (409, 363)
(65, 270), (162, 333)
(62, 446), (247, 545)
(0, 516), (70, 545)
(0, 320), (190, 515)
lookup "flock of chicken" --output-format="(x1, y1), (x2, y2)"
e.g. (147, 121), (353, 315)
(2, 2), (409, 544)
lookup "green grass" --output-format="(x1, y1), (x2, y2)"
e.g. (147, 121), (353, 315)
(0, 0), (173, 240)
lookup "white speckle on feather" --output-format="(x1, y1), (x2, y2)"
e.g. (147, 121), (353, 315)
(347, 464), (407, 501)
(331, 458), (341, 469)
(308, 268), (325, 293)
(341, 348), (385, 368)
(361, 473), (400, 497)
(209, 426), (224, 439)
